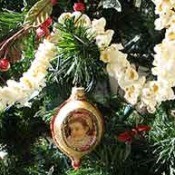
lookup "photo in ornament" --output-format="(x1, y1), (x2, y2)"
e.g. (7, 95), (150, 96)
(63, 109), (97, 152)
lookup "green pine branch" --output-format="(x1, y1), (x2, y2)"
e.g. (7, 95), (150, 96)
(0, 11), (24, 40)
(49, 18), (106, 91)
(149, 105), (175, 174)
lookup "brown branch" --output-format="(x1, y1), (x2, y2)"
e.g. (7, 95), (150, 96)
(0, 26), (31, 53)
(0, 26), (32, 58)
(0, 40), (6, 48)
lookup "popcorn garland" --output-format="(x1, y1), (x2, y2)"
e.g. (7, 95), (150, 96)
(0, 39), (57, 110)
(101, 0), (175, 113)
(0, 3), (175, 113)
(153, 0), (175, 30)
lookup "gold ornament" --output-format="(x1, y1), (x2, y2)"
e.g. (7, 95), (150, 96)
(50, 87), (104, 169)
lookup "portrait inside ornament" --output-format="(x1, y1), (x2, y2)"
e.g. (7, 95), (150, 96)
(64, 110), (97, 151)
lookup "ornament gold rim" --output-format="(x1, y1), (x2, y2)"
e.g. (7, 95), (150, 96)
(50, 99), (104, 161)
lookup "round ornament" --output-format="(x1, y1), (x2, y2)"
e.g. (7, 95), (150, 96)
(50, 87), (103, 169)
(0, 59), (10, 72)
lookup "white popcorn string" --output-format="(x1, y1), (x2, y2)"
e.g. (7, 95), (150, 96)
(0, 7), (174, 113)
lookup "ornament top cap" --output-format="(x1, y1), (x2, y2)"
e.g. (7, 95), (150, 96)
(70, 87), (86, 100)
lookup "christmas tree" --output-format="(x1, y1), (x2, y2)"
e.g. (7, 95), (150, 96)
(0, 0), (175, 175)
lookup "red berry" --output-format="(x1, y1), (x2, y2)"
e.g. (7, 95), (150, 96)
(73, 2), (86, 12)
(36, 26), (50, 38)
(117, 131), (136, 143)
(0, 59), (10, 72)
(50, 0), (57, 5)
(41, 17), (53, 28)
(36, 27), (45, 38)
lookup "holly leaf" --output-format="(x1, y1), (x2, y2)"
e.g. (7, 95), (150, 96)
(0, 27), (35, 63)
(102, 0), (122, 12)
(24, 0), (53, 27)
(8, 45), (22, 63)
